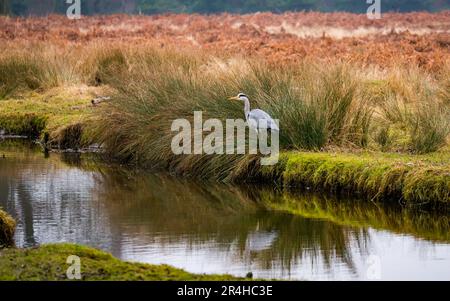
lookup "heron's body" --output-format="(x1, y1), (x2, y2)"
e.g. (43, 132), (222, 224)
(231, 93), (279, 133)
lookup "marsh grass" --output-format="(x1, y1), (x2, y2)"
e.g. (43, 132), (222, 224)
(0, 45), (81, 99)
(90, 46), (448, 182)
(409, 102), (450, 154)
(1, 43), (447, 155)
(80, 45), (129, 86)
(94, 48), (379, 178)
(371, 65), (450, 153)
(0, 54), (44, 99)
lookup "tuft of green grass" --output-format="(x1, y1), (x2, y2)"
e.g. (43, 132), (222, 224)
(0, 46), (77, 99)
(370, 65), (450, 153)
(0, 209), (15, 248)
(0, 55), (44, 99)
(81, 46), (128, 86)
(0, 244), (246, 281)
(374, 125), (394, 151)
(408, 102), (450, 154)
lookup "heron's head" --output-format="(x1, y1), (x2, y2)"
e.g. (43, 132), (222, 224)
(228, 93), (249, 102)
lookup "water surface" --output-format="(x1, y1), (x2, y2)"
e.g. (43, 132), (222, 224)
(1, 140), (449, 280)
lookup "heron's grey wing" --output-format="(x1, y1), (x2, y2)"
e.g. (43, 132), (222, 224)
(249, 109), (279, 131)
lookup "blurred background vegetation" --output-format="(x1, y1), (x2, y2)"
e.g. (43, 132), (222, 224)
(0, 0), (449, 16)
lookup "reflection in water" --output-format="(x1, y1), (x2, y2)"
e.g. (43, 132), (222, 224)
(258, 189), (450, 243)
(0, 140), (449, 280)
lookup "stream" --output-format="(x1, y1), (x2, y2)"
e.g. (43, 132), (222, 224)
(1, 139), (449, 280)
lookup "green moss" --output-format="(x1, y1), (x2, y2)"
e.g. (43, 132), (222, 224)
(0, 114), (47, 137)
(0, 209), (16, 248)
(0, 244), (247, 281)
(0, 87), (101, 148)
(260, 151), (450, 205)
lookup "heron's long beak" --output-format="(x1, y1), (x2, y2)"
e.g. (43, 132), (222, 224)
(228, 96), (240, 101)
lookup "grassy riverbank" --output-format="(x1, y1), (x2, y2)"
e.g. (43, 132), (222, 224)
(0, 43), (449, 204)
(0, 86), (104, 149)
(0, 244), (245, 281)
(1, 93), (449, 206)
(259, 151), (450, 205)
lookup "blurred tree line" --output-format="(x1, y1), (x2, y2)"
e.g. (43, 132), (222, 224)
(0, 0), (448, 16)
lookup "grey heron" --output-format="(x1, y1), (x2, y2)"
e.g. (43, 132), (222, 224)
(229, 93), (279, 133)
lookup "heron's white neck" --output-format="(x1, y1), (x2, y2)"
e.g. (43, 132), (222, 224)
(243, 97), (250, 120)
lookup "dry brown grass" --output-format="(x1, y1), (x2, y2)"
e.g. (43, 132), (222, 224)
(0, 12), (449, 71)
